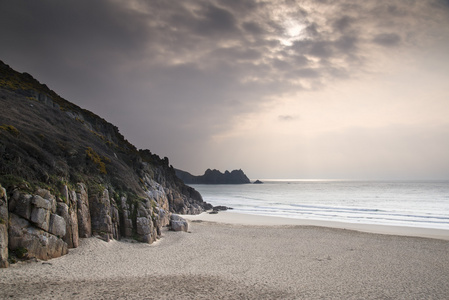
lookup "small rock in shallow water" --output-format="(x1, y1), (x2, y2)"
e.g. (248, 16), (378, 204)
(212, 206), (233, 212)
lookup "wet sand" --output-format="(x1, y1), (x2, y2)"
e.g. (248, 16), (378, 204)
(1, 212), (448, 299)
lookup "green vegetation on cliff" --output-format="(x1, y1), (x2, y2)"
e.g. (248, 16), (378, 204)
(0, 59), (210, 211)
(0, 59), (214, 267)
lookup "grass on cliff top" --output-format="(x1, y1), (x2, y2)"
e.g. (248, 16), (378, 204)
(85, 147), (108, 174)
(0, 124), (20, 136)
(0, 174), (69, 200)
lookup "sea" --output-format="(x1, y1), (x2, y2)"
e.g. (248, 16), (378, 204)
(190, 180), (449, 230)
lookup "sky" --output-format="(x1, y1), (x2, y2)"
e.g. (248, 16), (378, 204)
(1, 0), (449, 180)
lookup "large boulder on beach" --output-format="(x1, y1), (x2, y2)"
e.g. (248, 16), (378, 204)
(8, 213), (68, 260)
(170, 214), (188, 232)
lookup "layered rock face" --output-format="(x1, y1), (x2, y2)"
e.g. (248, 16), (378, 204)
(8, 188), (68, 261)
(76, 183), (91, 239)
(2, 178), (188, 263)
(0, 60), (211, 267)
(1, 176), (205, 267)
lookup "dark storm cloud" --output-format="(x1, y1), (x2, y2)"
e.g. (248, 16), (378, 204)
(0, 0), (153, 107)
(217, 0), (259, 14)
(242, 21), (266, 36)
(334, 35), (358, 52)
(372, 33), (402, 47)
(332, 16), (354, 33)
(371, 4), (410, 18)
(0, 0), (432, 96)
(193, 4), (239, 36)
(0, 1), (149, 64)
(0, 0), (447, 169)
(292, 68), (320, 78)
(309, 41), (335, 59)
(210, 47), (262, 62)
(304, 23), (321, 38)
(273, 58), (293, 71)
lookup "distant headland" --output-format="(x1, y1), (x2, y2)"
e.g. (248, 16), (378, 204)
(175, 169), (251, 184)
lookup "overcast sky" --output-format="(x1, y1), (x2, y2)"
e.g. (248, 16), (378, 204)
(1, 0), (449, 179)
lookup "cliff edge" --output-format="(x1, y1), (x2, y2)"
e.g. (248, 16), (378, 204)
(0, 60), (212, 267)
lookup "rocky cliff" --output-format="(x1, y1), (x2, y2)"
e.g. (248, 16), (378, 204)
(175, 168), (251, 184)
(0, 60), (212, 267)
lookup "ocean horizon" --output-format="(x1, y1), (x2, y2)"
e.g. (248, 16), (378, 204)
(191, 179), (449, 230)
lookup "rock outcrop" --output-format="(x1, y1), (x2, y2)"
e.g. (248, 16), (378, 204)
(9, 212), (68, 261)
(76, 183), (91, 239)
(170, 214), (189, 232)
(0, 60), (212, 267)
(89, 189), (118, 242)
(0, 185), (8, 267)
(175, 168), (251, 184)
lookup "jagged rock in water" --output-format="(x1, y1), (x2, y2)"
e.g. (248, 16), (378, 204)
(0, 185), (8, 268)
(170, 214), (188, 232)
(175, 168), (251, 184)
(213, 206), (232, 211)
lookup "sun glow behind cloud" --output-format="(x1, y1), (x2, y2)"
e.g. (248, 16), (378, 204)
(280, 19), (307, 46)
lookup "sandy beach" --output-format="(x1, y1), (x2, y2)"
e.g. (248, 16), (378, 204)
(1, 212), (449, 299)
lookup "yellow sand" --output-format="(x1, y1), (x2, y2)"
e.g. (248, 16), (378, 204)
(1, 212), (448, 299)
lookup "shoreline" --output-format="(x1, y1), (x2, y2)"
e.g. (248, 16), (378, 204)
(1, 212), (449, 299)
(182, 211), (449, 241)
